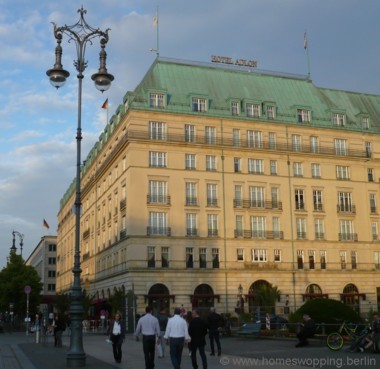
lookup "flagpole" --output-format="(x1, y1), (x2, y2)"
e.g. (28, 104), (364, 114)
(156, 5), (159, 57)
(304, 31), (311, 80)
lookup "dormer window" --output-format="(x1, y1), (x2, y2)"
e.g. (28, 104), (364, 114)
(192, 97), (207, 112)
(246, 103), (261, 118)
(332, 113), (345, 127)
(362, 116), (369, 130)
(231, 101), (240, 116)
(149, 93), (165, 108)
(267, 105), (275, 119)
(297, 109), (311, 123)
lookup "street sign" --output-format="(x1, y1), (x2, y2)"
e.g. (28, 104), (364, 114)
(25, 285), (31, 294)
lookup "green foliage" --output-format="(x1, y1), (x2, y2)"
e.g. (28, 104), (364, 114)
(0, 253), (43, 316)
(288, 298), (362, 333)
(253, 283), (280, 313)
(108, 287), (125, 315)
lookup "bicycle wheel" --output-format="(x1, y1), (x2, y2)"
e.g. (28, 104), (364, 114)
(326, 332), (344, 351)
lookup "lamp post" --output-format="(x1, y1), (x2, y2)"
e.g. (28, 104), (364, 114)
(237, 284), (243, 325)
(47, 7), (114, 368)
(11, 230), (24, 256)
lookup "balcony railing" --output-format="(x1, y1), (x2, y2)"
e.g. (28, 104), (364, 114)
(234, 230), (284, 239)
(339, 233), (358, 241)
(120, 229), (127, 240)
(337, 204), (356, 214)
(120, 198), (126, 211)
(147, 227), (171, 236)
(185, 197), (198, 206)
(147, 194), (171, 205)
(233, 199), (283, 210)
(186, 228), (198, 237)
(208, 229), (218, 237)
(82, 229), (90, 239)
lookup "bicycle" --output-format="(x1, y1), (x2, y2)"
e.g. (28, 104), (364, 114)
(326, 321), (359, 351)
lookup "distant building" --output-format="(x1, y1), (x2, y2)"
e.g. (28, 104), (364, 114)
(56, 57), (380, 317)
(26, 235), (57, 313)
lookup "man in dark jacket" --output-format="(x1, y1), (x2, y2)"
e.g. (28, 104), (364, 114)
(296, 313), (316, 347)
(188, 309), (208, 369)
(207, 307), (223, 356)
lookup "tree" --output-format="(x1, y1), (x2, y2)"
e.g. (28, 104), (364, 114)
(0, 253), (43, 317)
(254, 283), (281, 313)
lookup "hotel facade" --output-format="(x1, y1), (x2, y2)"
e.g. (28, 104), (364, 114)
(56, 57), (380, 317)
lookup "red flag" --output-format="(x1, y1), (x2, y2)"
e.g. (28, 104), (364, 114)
(102, 98), (108, 109)
(43, 219), (50, 229)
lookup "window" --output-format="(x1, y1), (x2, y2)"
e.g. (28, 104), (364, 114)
(185, 154), (196, 170)
(234, 157), (241, 173)
(185, 124), (195, 143)
(362, 116), (369, 130)
(375, 251), (380, 269)
(235, 215), (244, 237)
(370, 193), (377, 214)
(250, 216), (266, 238)
(314, 219), (325, 240)
(338, 192), (353, 212)
(270, 160), (277, 175)
(297, 109), (311, 123)
(267, 105), (275, 119)
(295, 189), (305, 210)
(48, 257), (56, 265)
(233, 129), (240, 147)
(48, 244), (56, 252)
(161, 247), (169, 268)
(313, 190), (323, 211)
(237, 248), (244, 261)
(147, 246), (156, 267)
(272, 217), (281, 239)
(186, 213), (197, 236)
(339, 220), (355, 241)
(334, 139), (347, 156)
(149, 151), (167, 167)
(247, 130), (263, 148)
(234, 185), (243, 207)
(308, 250), (315, 269)
(149, 212), (168, 235)
(186, 247), (194, 268)
(372, 222), (378, 241)
(149, 121), (166, 140)
(296, 218), (307, 239)
(320, 251), (326, 269)
(47, 284), (56, 291)
(199, 248), (207, 268)
(48, 270), (56, 278)
(212, 248), (220, 268)
(365, 142), (372, 158)
(333, 113), (345, 127)
(252, 249), (268, 262)
(292, 134), (302, 152)
(207, 214), (218, 237)
(336, 165), (350, 180)
(185, 182), (197, 206)
(231, 101), (240, 116)
(340, 251), (346, 269)
(293, 162), (303, 177)
(271, 187), (280, 209)
(310, 136), (319, 153)
(368, 168), (374, 182)
(206, 155), (217, 171)
(192, 97), (207, 112)
(207, 184), (218, 207)
(205, 126), (216, 144)
(274, 249), (281, 262)
(351, 251), (357, 270)
(249, 186), (264, 208)
(311, 163), (321, 178)
(246, 103), (261, 117)
(297, 250), (304, 269)
(149, 181), (168, 204)
(268, 132), (276, 149)
(150, 93), (165, 108)
(248, 159), (264, 174)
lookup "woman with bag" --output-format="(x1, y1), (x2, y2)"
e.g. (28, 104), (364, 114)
(108, 312), (126, 363)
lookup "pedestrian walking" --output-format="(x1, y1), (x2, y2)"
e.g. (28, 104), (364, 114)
(53, 314), (66, 347)
(134, 305), (161, 369)
(207, 307), (223, 356)
(188, 309), (208, 369)
(157, 307), (168, 358)
(164, 307), (191, 369)
(108, 312), (126, 363)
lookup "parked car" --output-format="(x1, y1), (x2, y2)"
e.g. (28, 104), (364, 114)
(253, 312), (288, 330)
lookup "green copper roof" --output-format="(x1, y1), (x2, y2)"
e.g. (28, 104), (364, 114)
(129, 56), (380, 130)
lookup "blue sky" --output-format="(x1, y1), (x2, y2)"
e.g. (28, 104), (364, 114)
(1, 0), (380, 268)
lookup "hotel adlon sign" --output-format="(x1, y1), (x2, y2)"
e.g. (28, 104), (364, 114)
(211, 55), (257, 68)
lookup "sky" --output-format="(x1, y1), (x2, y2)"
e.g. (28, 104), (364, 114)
(1, 0), (380, 269)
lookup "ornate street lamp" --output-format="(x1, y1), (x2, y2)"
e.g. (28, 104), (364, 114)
(47, 7), (114, 367)
(11, 230), (24, 256)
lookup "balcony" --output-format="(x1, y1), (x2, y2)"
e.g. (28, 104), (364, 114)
(337, 204), (356, 214)
(206, 198), (218, 207)
(147, 194), (171, 205)
(233, 199), (283, 210)
(339, 233), (358, 241)
(186, 228), (198, 237)
(120, 198), (126, 211)
(185, 197), (198, 206)
(120, 229), (127, 240)
(234, 230), (284, 239)
(82, 229), (90, 240)
(147, 227), (171, 236)
(208, 229), (218, 237)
